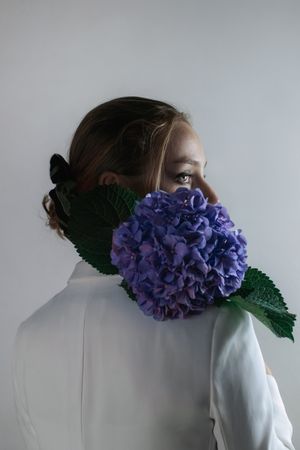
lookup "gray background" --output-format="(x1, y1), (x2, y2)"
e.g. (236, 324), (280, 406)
(1, 0), (299, 448)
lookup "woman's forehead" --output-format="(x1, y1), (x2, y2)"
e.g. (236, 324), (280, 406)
(166, 123), (206, 164)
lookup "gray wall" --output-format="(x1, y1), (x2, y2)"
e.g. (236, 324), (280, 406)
(1, 0), (299, 448)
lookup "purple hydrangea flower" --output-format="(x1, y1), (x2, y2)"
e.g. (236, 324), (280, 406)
(110, 187), (248, 320)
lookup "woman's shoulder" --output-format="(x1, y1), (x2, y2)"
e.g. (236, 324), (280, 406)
(210, 301), (256, 353)
(200, 300), (253, 334)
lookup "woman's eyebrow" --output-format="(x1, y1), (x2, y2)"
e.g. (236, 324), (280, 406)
(172, 158), (207, 167)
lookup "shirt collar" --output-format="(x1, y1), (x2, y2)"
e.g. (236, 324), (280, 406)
(67, 259), (122, 283)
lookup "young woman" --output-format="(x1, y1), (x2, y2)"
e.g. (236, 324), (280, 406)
(13, 96), (295, 449)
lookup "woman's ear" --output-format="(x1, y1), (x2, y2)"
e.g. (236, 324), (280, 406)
(98, 171), (121, 186)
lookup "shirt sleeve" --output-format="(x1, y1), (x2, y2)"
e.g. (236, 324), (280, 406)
(209, 302), (295, 450)
(12, 321), (40, 450)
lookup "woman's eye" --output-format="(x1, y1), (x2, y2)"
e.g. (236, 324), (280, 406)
(175, 172), (192, 184)
(175, 172), (207, 184)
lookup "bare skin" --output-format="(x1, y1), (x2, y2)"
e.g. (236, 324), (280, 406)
(266, 365), (272, 375)
(159, 121), (219, 204)
(98, 121), (272, 376)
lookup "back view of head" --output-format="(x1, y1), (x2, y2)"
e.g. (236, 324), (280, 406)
(42, 96), (191, 239)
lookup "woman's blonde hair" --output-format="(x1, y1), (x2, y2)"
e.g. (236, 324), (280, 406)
(42, 96), (192, 239)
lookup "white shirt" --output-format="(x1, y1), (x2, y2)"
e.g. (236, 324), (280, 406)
(12, 260), (295, 450)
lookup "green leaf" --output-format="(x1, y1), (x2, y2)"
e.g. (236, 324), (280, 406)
(66, 183), (141, 274)
(224, 267), (296, 341)
(55, 180), (77, 216)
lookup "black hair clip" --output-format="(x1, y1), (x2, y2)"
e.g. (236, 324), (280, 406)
(48, 154), (77, 233)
